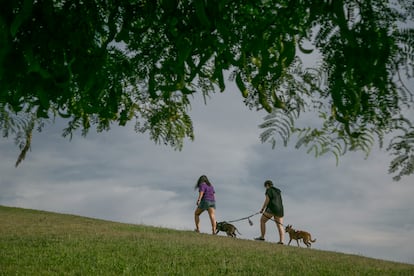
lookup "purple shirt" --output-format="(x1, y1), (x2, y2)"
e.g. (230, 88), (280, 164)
(199, 182), (215, 201)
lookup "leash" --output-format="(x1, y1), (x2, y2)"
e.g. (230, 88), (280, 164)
(262, 213), (285, 227)
(227, 212), (260, 224)
(226, 212), (261, 226)
(226, 212), (285, 227)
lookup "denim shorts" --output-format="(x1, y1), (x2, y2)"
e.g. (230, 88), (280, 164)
(198, 200), (216, 210)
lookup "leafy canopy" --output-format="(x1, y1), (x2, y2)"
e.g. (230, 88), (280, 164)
(0, 0), (413, 180)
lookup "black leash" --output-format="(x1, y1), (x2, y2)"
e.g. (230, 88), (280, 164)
(262, 213), (285, 227)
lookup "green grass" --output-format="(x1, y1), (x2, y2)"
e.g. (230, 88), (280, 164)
(1, 205), (413, 275)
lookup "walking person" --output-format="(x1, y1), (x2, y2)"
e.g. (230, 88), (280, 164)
(194, 175), (217, 234)
(255, 180), (284, 244)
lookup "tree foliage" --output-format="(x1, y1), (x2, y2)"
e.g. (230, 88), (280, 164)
(0, 0), (413, 180)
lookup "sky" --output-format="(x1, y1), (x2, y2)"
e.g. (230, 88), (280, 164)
(1, 82), (414, 265)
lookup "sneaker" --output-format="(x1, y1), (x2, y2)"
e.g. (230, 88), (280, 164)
(254, 237), (265, 241)
(277, 242), (284, 245)
(194, 229), (200, 233)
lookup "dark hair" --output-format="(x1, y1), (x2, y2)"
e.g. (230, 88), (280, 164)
(264, 180), (273, 187)
(195, 175), (211, 189)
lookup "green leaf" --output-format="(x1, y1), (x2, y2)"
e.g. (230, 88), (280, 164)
(10, 0), (33, 37)
(235, 73), (248, 98)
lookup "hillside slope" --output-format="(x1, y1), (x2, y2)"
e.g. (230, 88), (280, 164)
(1, 205), (413, 275)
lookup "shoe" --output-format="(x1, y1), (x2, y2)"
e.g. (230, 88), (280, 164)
(254, 237), (265, 241)
(194, 229), (200, 233)
(277, 242), (284, 245)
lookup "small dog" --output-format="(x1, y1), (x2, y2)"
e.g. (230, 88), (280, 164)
(216, 221), (241, 237)
(285, 224), (316, 248)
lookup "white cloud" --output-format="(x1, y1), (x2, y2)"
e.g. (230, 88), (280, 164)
(1, 84), (414, 265)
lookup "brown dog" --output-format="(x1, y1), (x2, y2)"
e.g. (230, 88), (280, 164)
(285, 224), (316, 248)
(216, 221), (241, 237)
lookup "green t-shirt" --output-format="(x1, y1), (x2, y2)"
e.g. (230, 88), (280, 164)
(265, 187), (284, 217)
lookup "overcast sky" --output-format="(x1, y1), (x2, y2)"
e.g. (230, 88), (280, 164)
(1, 78), (414, 265)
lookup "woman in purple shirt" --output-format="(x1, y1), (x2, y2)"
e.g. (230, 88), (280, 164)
(194, 175), (216, 234)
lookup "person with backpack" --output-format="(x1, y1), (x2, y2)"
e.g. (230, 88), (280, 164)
(255, 180), (284, 244)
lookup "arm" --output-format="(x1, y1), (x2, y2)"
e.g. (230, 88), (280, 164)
(260, 195), (270, 213)
(196, 191), (204, 205)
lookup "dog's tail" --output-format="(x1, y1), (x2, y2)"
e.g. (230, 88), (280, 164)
(311, 238), (316, 243)
(236, 228), (242, 236)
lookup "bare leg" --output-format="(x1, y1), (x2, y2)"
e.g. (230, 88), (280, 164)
(194, 208), (204, 232)
(207, 207), (216, 234)
(259, 212), (271, 239)
(274, 216), (284, 243)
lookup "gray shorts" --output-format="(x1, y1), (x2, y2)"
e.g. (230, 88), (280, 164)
(198, 200), (216, 210)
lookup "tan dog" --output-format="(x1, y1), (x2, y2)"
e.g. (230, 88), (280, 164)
(285, 224), (316, 248)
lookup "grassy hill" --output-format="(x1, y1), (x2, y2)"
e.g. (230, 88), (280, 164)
(1, 205), (413, 275)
